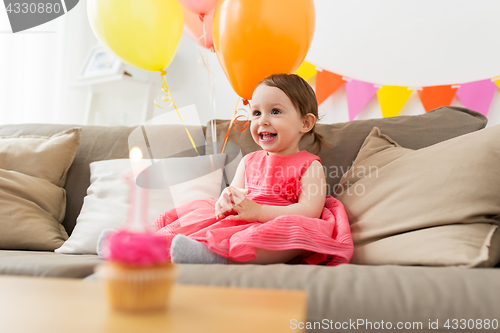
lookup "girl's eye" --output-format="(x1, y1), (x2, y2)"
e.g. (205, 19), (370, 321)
(252, 110), (261, 116)
(271, 108), (281, 114)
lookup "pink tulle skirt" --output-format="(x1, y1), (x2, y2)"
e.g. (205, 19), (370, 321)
(154, 195), (353, 266)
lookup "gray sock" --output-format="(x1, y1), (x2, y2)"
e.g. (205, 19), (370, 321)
(171, 234), (227, 264)
(96, 228), (117, 258)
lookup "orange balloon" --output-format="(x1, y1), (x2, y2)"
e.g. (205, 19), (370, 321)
(213, 0), (315, 100)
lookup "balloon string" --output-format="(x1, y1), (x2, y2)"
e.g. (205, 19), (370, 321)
(209, 54), (217, 155)
(196, 15), (214, 52)
(220, 97), (250, 154)
(202, 15), (207, 50)
(155, 70), (200, 156)
(220, 97), (240, 154)
(197, 44), (217, 154)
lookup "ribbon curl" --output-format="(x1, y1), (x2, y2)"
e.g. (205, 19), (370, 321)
(220, 98), (251, 154)
(155, 70), (200, 156)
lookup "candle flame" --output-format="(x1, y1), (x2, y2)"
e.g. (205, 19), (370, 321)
(129, 147), (143, 162)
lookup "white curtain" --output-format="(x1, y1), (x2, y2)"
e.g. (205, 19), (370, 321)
(0, 8), (67, 124)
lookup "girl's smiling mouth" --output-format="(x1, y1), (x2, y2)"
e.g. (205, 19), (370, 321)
(259, 132), (278, 142)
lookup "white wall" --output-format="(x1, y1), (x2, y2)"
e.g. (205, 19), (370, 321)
(308, 0), (500, 87)
(84, 30), (500, 128)
(57, 0), (99, 125)
(75, 0), (500, 128)
(3, 0), (499, 127)
(0, 6), (66, 124)
(308, 0), (500, 127)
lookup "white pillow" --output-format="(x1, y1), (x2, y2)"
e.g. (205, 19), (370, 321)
(55, 154), (226, 254)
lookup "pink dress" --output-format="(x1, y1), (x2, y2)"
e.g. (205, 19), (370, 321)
(154, 150), (354, 265)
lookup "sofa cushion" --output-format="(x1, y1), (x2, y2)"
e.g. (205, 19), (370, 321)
(0, 128), (81, 187)
(0, 169), (68, 250)
(206, 107), (487, 193)
(0, 251), (101, 278)
(334, 126), (500, 267)
(0, 124), (206, 235)
(0, 128), (82, 251)
(176, 263), (500, 332)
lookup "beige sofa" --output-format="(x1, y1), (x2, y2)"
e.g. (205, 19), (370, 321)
(1, 106), (499, 332)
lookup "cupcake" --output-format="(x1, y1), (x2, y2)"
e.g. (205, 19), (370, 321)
(98, 230), (175, 312)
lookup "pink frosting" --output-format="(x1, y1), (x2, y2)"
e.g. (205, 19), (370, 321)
(105, 231), (170, 266)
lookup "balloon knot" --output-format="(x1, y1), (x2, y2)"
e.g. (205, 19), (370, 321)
(242, 99), (249, 106)
(199, 14), (205, 22)
(160, 70), (167, 76)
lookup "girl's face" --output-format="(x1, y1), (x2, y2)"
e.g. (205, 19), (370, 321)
(250, 84), (308, 156)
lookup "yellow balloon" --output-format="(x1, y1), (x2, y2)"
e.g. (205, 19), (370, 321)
(88, 0), (183, 72)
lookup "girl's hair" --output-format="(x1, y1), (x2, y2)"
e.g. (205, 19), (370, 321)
(257, 73), (328, 154)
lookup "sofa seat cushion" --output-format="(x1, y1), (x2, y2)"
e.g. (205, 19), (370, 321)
(177, 264), (500, 332)
(0, 251), (102, 278)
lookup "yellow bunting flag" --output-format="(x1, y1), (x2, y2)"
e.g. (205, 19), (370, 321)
(377, 85), (413, 118)
(294, 61), (317, 82)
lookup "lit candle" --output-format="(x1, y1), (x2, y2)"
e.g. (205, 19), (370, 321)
(124, 146), (150, 233)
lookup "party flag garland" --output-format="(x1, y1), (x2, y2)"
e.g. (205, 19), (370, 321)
(294, 61), (500, 119)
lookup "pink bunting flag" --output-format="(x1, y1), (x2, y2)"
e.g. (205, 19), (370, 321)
(345, 79), (379, 121)
(456, 79), (497, 116)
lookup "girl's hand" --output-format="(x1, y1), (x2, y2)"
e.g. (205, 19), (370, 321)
(215, 186), (251, 220)
(225, 187), (262, 222)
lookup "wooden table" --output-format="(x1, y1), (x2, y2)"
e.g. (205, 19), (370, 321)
(0, 275), (307, 333)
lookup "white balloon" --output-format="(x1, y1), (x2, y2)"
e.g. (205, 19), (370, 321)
(306, 0), (500, 86)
